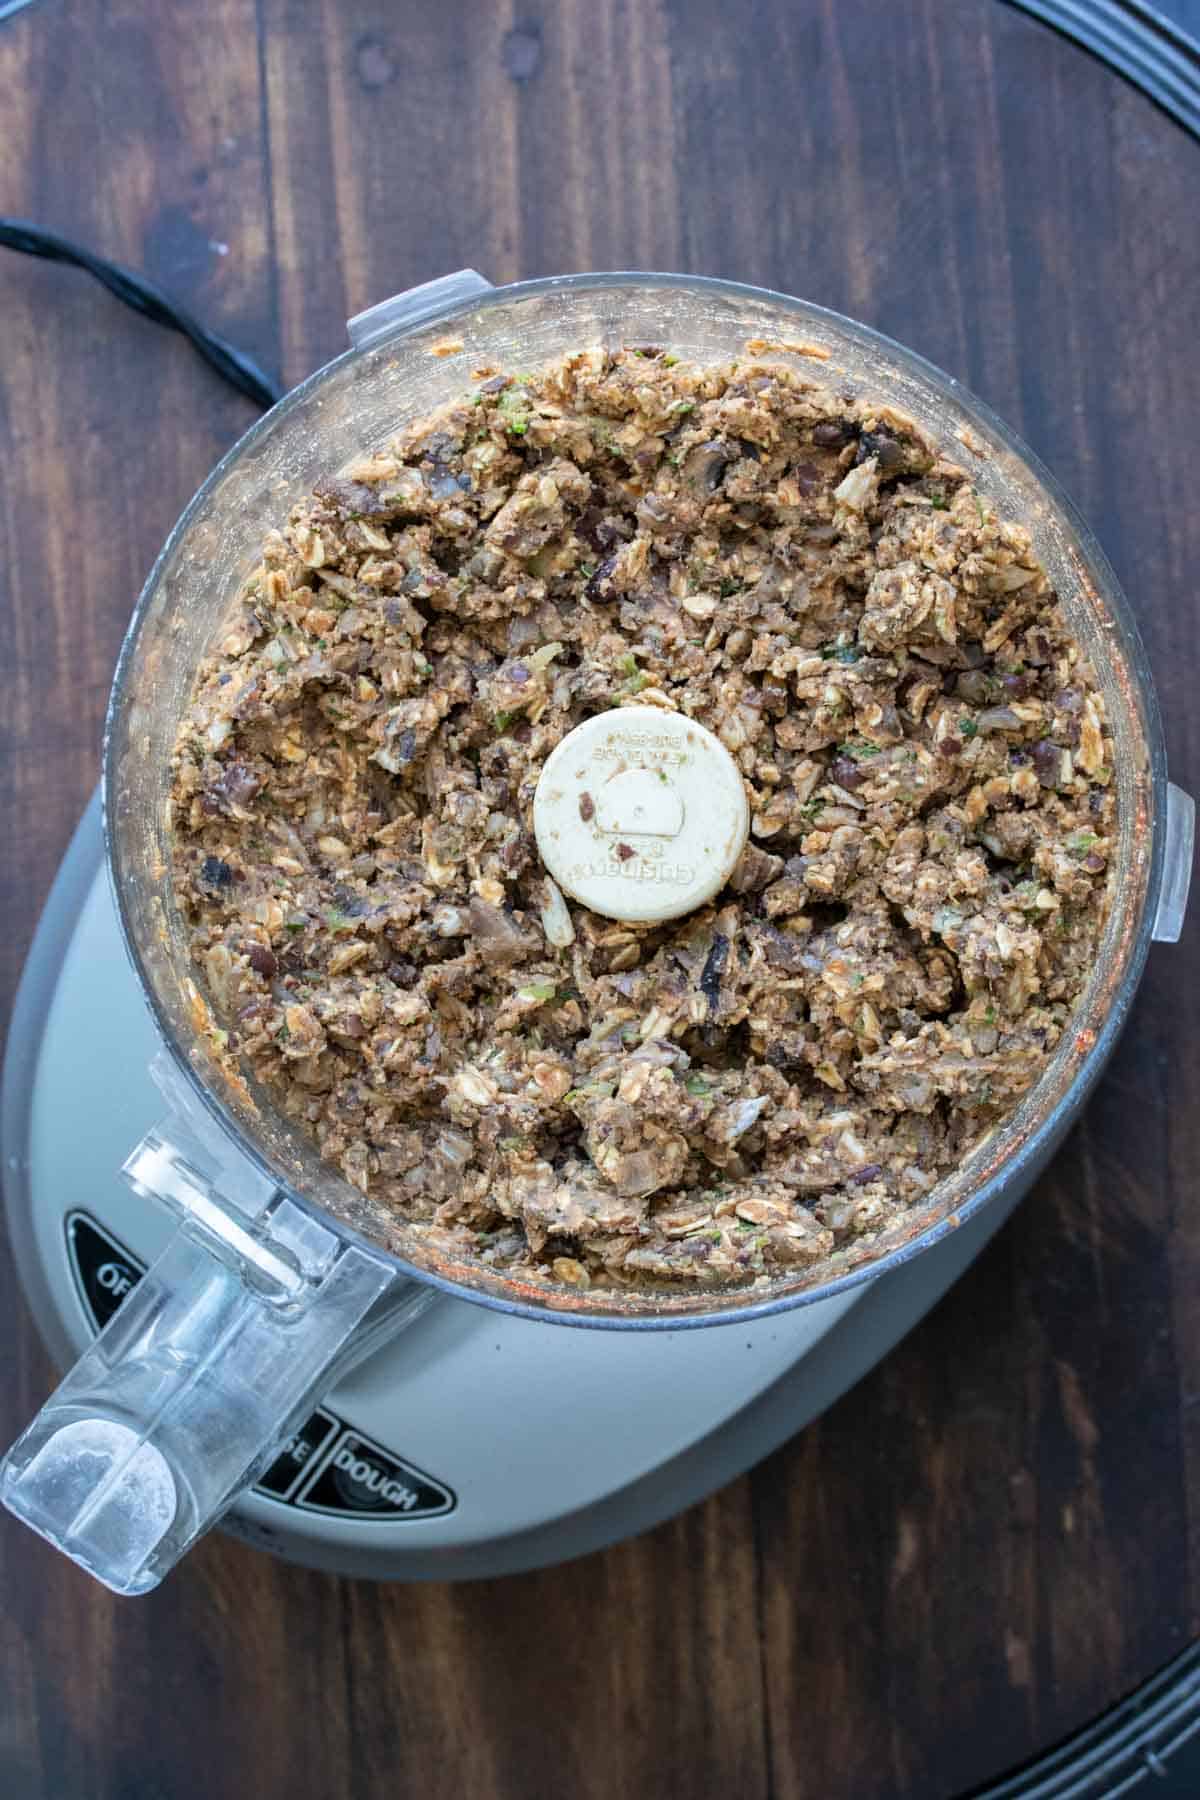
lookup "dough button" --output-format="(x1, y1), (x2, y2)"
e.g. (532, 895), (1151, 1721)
(532, 706), (750, 925)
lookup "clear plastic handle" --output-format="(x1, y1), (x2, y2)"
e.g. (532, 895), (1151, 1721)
(1151, 782), (1194, 943)
(347, 269), (494, 351)
(0, 1139), (398, 1594)
(0, 1075), (415, 1594)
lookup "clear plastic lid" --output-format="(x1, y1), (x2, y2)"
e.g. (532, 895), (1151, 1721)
(102, 270), (1187, 1326)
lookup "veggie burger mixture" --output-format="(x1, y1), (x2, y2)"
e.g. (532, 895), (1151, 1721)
(171, 347), (1114, 1295)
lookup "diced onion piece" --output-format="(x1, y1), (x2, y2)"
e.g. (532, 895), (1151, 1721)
(833, 457), (879, 511)
(728, 1096), (767, 1140)
(540, 878), (576, 947)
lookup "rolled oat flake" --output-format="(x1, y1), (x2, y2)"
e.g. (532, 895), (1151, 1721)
(532, 706), (750, 924)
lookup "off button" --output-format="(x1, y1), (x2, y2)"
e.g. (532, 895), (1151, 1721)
(532, 706), (750, 925)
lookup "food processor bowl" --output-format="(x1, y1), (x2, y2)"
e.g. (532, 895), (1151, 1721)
(2, 271), (1192, 1592)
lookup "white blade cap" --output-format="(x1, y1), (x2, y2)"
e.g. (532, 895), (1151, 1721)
(532, 706), (750, 925)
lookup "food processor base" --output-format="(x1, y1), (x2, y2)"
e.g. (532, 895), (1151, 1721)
(2, 797), (1026, 1582)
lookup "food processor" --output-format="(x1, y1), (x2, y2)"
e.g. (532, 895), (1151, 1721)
(1, 272), (1192, 1595)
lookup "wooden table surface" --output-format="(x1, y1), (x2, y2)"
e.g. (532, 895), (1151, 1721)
(3, 2), (1199, 1795)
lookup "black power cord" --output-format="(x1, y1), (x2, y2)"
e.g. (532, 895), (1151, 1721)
(0, 218), (283, 410)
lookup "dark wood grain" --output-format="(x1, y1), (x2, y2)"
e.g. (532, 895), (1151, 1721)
(2, 2), (1198, 1796)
